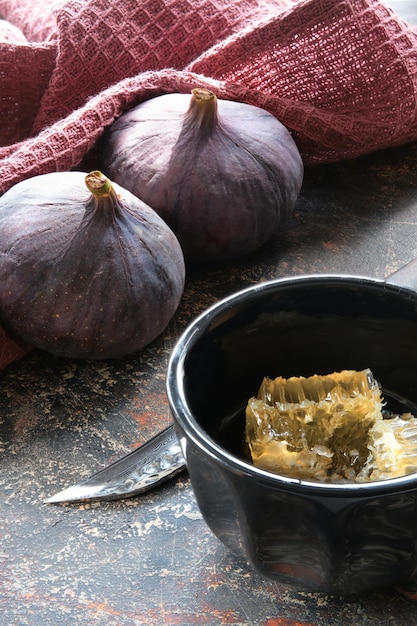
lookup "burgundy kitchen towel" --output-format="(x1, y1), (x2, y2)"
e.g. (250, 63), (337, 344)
(0, 0), (417, 366)
(1, 0), (417, 189)
(0, 0), (57, 42)
(0, 327), (31, 370)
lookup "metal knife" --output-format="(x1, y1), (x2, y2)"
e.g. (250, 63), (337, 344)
(44, 423), (186, 504)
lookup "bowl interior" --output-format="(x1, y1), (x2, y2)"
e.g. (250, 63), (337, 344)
(178, 276), (417, 465)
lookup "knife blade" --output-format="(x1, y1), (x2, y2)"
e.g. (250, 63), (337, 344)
(44, 423), (186, 504)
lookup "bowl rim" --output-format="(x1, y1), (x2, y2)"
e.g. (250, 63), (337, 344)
(167, 273), (417, 496)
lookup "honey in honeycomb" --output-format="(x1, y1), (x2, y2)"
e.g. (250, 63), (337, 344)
(245, 369), (417, 483)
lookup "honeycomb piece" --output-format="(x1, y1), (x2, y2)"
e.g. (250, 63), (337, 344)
(245, 369), (417, 483)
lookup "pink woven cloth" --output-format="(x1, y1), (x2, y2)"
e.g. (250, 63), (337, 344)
(0, 0), (417, 367)
(0, 327), (31, 370)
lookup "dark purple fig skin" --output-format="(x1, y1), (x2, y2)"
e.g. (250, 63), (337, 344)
(0, 171), (185, 359)
(101, 91), (304, 263)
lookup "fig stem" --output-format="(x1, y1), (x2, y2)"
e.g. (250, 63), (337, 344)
(187, 87), (218, 133)
(85, 171), (113, 197)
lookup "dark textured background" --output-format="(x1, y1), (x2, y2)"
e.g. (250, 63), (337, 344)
(2, 2), (417, 624)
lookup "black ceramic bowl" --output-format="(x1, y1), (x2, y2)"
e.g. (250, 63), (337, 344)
(167, 263), (417, 594)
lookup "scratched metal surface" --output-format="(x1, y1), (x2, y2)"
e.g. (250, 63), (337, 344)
(3, 2), (417, 624)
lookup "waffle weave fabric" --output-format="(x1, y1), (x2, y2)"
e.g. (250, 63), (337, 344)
(0, 0), (416, 367)
(0, 327), (31, 371)
(1, 0), (417, 190)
